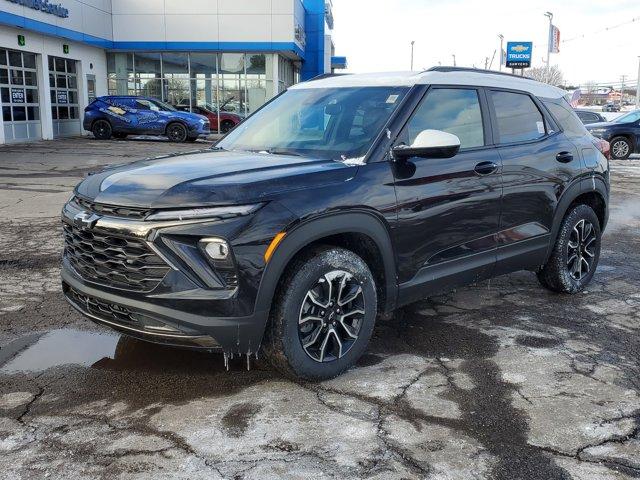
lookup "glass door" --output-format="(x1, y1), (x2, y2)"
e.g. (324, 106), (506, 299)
(0, 48), (41, 142)
(49, 55), (80, 137)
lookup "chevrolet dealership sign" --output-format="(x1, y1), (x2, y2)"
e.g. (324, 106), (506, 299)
(505, 41), (532, 69)
(5, 0), (69, 18)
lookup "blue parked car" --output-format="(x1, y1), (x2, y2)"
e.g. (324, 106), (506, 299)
(83, 96), (210, 142)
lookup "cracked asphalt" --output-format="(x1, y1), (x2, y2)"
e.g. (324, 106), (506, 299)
(0, 137), (639, 479)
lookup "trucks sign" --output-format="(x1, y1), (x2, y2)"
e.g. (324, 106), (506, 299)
(505, 42), (533, 69)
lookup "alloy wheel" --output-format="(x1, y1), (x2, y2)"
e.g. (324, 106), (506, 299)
(167, 124), (187, 142)
(298, 270), (365, 363)
(93, 120), (110, 138)
(612, 140), (629, 159)
(567, 219), (597, 281)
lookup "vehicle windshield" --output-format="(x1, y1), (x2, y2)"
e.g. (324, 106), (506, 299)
(152, 99), (177, 112)
(217, 86), (409, 160)
(614, 110), (640, 123)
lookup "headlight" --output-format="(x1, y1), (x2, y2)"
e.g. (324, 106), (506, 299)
(145, 203), (263, 222)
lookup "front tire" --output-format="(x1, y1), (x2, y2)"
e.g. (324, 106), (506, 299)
(537, 204), (601, 293)
(610, 136), (632, 160)
(263, 246), (377, 381)
(92, 119), (112, 140)
(166, 122), (188, 142)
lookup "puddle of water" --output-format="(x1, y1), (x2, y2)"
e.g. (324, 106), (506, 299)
(1, 329), (120, 374)
(0, 329), (248, 375)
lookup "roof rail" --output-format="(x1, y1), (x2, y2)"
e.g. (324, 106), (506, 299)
(426, 66), (532, 80)
(306, 73), (351, 82)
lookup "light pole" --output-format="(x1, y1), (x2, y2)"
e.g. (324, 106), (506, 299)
(544, 12), (553, 82)
(636, 56), (640, 108)
(410, 40), (415, 71)
(452, 54), (456, 67)
(620, 75), (627, 109)
(498, 34), (504, 71)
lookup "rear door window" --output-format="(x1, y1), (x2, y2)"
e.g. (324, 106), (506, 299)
(489, 90), (546, 144)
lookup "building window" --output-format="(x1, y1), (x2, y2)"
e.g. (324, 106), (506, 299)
(134, 52), (161, 100)
(106, 52), (277, 127)
(107, 52), (134, 96)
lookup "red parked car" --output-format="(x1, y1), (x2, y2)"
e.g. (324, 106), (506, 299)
(175, 105), (241, 133)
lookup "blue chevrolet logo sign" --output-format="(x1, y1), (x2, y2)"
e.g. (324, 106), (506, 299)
(506, 41), (532, 68)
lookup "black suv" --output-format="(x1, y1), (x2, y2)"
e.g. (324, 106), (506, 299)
(574, 109), (606, 125)
(586, 110), (640, 159)
(62, 68), (609, 380)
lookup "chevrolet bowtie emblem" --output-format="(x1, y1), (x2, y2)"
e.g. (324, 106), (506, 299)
(73, 212), (101, 229)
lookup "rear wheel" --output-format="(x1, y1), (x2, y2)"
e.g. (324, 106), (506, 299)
(92, 119), (112, 140)
(263, 246), (377, 381)
(220, 120), (235, 134)
(537, 204), (601, 293)
(166, 122), (188, 142)
(610, 136), (632, 160)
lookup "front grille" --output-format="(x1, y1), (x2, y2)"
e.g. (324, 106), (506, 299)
(66, 284), (140, 327)
(74, 197), (151, 220)
(65, 284), (181, 333)
(63, 222), (170, 292)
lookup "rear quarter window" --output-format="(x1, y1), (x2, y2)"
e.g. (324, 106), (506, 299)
(542, 99), (589, 139)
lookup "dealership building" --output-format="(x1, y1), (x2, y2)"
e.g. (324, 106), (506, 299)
(0, 0), (344, 143)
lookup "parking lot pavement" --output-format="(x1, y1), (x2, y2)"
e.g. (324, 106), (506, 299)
(0, 138), (639, 480)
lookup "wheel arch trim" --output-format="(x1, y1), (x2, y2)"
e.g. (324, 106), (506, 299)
(254, 210), (398, 318)
(545, 176), (608, 262)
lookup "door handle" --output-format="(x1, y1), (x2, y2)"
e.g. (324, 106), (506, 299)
(474, 161), (499, 175)
(556, 151), (574, 163)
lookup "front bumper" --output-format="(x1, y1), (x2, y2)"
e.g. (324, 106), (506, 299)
(60, 199), (271, 353)
(62, 267), (268, 352)
(190, 121), (210, 137)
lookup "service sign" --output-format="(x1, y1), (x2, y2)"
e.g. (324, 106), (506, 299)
(5, 0), (69, 18)
(57, 91), (68, 104)
(505, 41), (533, 69)
(11, 88), (24, 103)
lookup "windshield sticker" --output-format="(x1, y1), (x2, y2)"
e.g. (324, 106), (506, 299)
(385, 94), (399, 104)
(536, 121), (545, 134)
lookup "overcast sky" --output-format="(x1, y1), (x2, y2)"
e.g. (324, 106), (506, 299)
(330, 0), (639, 88)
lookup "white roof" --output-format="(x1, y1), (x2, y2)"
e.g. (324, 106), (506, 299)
(290, 69), (565, 99)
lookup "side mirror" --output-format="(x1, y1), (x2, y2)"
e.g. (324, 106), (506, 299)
(392, 129), (461, 160)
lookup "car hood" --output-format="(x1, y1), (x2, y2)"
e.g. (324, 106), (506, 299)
(75, 150), (357, 209)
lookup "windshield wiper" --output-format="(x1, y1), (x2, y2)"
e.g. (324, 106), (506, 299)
(260, 148), (304, 157)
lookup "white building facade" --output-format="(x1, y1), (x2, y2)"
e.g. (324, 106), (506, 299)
(0, 0), (341, 143)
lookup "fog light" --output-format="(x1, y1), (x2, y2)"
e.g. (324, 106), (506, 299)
(200, 238), (230, 260)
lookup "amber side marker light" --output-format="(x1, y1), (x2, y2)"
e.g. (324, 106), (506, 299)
(264, 232), (286, 263)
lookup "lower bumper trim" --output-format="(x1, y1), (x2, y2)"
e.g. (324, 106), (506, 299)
(63, 283), (219, 349)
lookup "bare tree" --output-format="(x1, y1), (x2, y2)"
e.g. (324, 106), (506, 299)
(526, 65), (564, 86)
